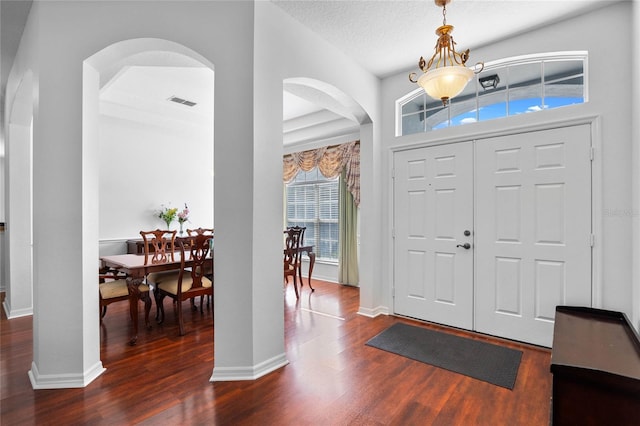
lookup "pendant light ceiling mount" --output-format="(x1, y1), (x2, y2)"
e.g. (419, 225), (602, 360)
(409, 0), (483, 106)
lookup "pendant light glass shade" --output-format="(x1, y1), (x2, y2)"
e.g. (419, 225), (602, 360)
(417, 66), (474, 104)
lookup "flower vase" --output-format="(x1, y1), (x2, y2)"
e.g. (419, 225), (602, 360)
(164, 221), (171, 230)
(179, 222), (184, 236)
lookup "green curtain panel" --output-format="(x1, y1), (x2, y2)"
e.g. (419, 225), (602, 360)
(339, 170), (359, 285)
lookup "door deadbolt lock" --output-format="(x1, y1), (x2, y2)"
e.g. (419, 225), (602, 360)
(456, 243), (471, 249)
(463, 230), (471, 236)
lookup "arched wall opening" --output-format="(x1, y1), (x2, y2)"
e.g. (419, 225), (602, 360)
(4, 70), (34, 319)
(89, 42), (215, 253)
(82, 37), (215, 356)
(281, 76), (372, 293)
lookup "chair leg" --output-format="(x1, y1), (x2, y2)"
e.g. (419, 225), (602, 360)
(293, 273), (299, 299)
(142, 292), (152, 329)
(156, 293), (166, 324)
(297, 263), (303, 288)
(154, 290), (162, 321)
(177, 300), (185, 336)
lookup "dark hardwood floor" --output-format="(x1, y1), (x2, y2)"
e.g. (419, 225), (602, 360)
(1, 280), (552, 425)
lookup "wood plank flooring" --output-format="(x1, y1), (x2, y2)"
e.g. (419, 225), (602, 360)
(1, 280), (552, 425)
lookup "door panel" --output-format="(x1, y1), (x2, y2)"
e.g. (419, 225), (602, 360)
(393, 143), (474, 330)
(392, 126), (591, 346)
(474, 125), (592, 347)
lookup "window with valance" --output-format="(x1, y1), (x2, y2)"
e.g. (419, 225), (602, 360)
(283, 141), (360, 285)
(283, 140), (360, 207)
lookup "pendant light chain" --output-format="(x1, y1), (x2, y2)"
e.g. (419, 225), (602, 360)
(409, 0), (483, 106)
(442, 3), (447, 26)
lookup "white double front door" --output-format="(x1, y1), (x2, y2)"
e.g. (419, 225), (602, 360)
(393, 125), (592, 347)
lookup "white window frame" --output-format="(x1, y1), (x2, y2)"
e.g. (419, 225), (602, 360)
(396, 51), (589, 137)
(285, 169), (339, 263)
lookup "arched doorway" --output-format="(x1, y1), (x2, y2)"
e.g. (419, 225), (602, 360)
(86, 40), (215, 249)
(85, 41), (215, 358)
(4, 71), (34, 319)
(280, 77), (377, 312)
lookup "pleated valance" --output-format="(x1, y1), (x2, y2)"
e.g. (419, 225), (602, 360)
(283, 141), (360, 206)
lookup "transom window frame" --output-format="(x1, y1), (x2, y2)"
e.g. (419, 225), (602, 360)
(395, 51), (589, 137)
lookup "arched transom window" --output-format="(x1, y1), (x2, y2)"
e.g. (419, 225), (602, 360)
(396, 52), (588, 136)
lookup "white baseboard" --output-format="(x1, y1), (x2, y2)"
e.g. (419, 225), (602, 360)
(209, 353), (289, 382)
(3, 300), (33, 319)
(357, 305), (389, 317)
(28, 360), (105, 389)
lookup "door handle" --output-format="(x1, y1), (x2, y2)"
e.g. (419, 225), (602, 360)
(456, 243), (471, 249)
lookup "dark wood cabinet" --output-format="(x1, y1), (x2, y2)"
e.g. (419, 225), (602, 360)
(550, 306), (640, 425)
(127, 239), (148, 254)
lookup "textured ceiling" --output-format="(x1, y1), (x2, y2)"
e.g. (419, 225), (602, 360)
(271, 0), (611, 78)
(1, 0), (615, 151)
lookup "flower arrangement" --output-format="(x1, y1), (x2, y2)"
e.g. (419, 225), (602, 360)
(157, 204), (178, 229)
(177, 203), (190, 224)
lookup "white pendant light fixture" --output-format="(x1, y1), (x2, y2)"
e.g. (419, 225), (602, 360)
(409, 0), (483, 106)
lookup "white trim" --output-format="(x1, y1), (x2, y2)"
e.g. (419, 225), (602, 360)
(357, 305), (389, 317)
(391, 110), (600, 154)
(480, 51), (588, 72)
(99, 237), (130, 243)
(209, 353), (288, 382)
(590, 116), (603, 308)
(395, 87), (423, 137)
(28, 361), (105, 389)
(283, 131), (360, 155)
(3, 299), (33, 319)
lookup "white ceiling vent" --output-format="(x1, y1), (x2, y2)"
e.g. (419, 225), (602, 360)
(168, 96), (197, 107)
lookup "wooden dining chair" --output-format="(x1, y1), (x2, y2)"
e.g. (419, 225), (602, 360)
(140, 229), (179, 320)
(284, 227), (303, 298)
(186, 227), (214, 237)
(285, 226), (308, 292)
(99, 266), (151, 325)
(154, 233), (213, 336)
(186, 227), (214, 308)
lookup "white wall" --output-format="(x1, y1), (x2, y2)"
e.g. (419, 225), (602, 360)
(381, 3), (636, 323)
(98, 113), (213, 248)
(4, 0), (270, 388)
(631, 0), (640, 331)
(0, 224), (4, 293)
(254, 2), (383, 321)
(0, 156), (4, 223)
(0, 154), (5, 292)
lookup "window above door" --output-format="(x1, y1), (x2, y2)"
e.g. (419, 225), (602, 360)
(397, 52), (588, 136)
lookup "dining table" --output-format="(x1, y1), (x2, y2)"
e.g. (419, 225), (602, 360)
(100, 251), (213, 345)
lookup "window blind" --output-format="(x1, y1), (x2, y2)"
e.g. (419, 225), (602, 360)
(286, 169), (339, 261)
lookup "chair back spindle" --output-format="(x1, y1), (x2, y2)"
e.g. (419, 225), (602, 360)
(177, 234), (211, 294)
(286, 226), (305, 247)
(140, 229), (177, 265)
